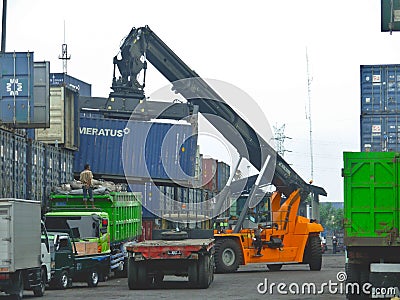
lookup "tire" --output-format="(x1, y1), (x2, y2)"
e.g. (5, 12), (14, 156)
(33, 268), (46, 296)
(303, 235), (322, 271)
(87, 269), (99, 287)
(57, 270), (69, 289)
(188, 262), (198, 287)
(197, 254), (213, 289)
(214, 239), (242, 273)
(10, 271), (23, 300)
(128, 258), (148, 290)
(161, 231), (188, 240)
(267, 264), (282, 271)
(345, 263), (369, 300)
(128, 257), (139, 290)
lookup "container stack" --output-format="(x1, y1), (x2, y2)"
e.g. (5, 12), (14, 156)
(0, 127), (74, 205)
(360, 64), (400, 152)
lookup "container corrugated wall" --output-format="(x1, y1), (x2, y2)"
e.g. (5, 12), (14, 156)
(0, 128), (74, 205)
(0, 130), (14, 198)
(361, 65), (400, 114)
(27, 139), (45, 202)
(360, 64), (400, 152)
(202, 158), (218, 192)
(0, 52), (34, 126)
(34, 86), (79, 150)
(217, 161), (230, 192)
(360, 114), (400, 152)
(14, 135), (27, 199)
(74, 115), (197, 182)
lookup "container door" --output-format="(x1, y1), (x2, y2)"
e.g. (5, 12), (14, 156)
(0, 205), (11, 271)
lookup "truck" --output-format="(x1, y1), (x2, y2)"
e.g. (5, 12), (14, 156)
(47, 231), (110, 289)
(125, 222), (215, 289)
(108, 25), (327, 277)
(343, 152), (400, 299)
(44, 191), (142, 276)
(0, 199), (51, 299)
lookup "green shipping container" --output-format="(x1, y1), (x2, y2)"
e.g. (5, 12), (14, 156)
(343, 152), (400, 246)
(49, 192), (142, 246)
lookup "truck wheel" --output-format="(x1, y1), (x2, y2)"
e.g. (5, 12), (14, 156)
(57, 270), (70, 289)
(128, 257), (139, 290)
(198, 254), (213, 289)
(304, 235), (322, 271)
(267, 264), (282, 271)
(33, 267), (46, 296)
(87, 269), (99, 287)
(128, 258), (148, 290)
(345, 263), (369, 300)
(214, 239), (242, 273)
(10, 271), (23, 300)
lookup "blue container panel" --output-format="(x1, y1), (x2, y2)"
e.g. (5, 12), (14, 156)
(360, 114), (400, 152)
(27, 140), (45, 202)
(361, 65), (400, 114)
(75, 116), (197, 181)
(0, 52), (34, 125)
(60, 149), (74, 183)
(217, 161), (231, 192)
(129, 182), (160, 218)
(44, 145), (61, 198)
(13, 135), (27, 199)
(50, 73), (91, 96)
(0, 129), (14, 197)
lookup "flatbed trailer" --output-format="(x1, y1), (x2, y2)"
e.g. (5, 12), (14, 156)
(125, 238), (214, 289)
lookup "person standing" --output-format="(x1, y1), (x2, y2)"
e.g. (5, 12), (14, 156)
(254, 224), (263, 257)
(80, 164), (95, 208)
(332, 235), (338, 254)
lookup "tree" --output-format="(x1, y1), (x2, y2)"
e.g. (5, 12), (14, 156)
(319, 203), (344, 232)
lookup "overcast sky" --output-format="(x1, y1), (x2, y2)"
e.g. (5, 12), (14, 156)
(5, 0), (399, 202)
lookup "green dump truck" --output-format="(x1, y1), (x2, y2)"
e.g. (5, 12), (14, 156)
(44, 192), (142, 275)
(343, 152), (400, 299)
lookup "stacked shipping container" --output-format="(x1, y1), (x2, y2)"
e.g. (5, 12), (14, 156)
(360, 64), (400, 152)
(0, 128), (74, 205)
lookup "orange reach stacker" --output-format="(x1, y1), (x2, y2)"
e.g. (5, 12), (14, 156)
(110, 25), (327, 280)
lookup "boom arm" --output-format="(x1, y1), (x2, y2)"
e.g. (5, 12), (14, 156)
(112, 25), (326, 203)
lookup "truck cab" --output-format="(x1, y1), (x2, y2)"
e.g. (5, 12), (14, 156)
(44, 211), (111, 254)
(48, 232), (110, 289)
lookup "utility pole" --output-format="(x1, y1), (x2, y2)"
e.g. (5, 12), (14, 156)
(305, 48), (314, 181)
(1, 0), (7, 52)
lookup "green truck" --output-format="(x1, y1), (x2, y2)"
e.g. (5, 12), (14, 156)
(343, 152), (400, 299)
(44, 192), (142, 275)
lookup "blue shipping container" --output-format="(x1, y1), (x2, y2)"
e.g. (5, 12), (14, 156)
(50, 73), (91, 96)
(360, 114), (400, 152)
(0, 129), (14, 198)
(74, 116), (197, 182)
(27, 139), (45, 202)
(361, 64), (400, 114)
(217, 161), (231, 192)
(14, 135), (27, 199)
(0, 52), (34, 125)
(129, 182), (160, 218)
